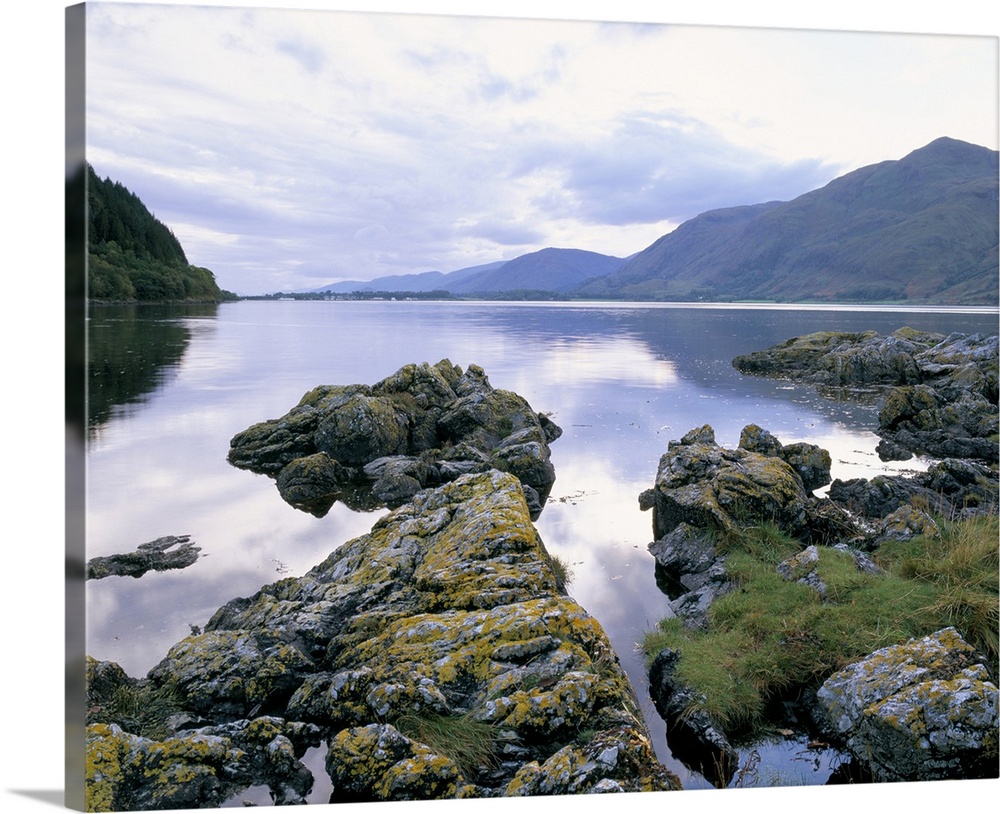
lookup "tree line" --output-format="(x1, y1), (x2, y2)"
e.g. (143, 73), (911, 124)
(86, 164), (236, 302)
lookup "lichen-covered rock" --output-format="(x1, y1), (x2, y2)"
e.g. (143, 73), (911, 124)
(647, 425), (810, 540)
(227, 360), (561, 518)
(874, 505), (940, 543)
(147, 630), (316, 719)
(84, 715), (320, 811)
(737, 424), (832, 493)
(504, 726), (669, 795)
(86, 723), (250, 811)
(878, 382), (999, 462)
(89, 470), (678, 805)
(732, 328), (939, 386)
(86, 657), (132, 710)
(776, 545), (826, 598)
(734, 329), (999, 462)
(642, 425), (869, 629)
(815, 627), (999, 781)
(647, 522), (719, 579)
(326, 724), (470, 802)
(738, 423), (785, 457)
(227, 401), (324, 474)
(275, 452), (357, 516)
(362, 455), (435, 507)
(646, 523), (733, 630)
(780, 442), (833, 494)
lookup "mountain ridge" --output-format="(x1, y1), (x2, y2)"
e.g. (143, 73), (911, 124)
(309, 137), (996, 305)
(578, 136), (998, 304)
(314, 248), (624, 295)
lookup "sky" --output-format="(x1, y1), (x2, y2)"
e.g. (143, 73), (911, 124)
(76, 1), (1000, 296)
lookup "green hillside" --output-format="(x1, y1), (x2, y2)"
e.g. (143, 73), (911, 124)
(578, 137), (999, 305)
(87, 165), (234, 302)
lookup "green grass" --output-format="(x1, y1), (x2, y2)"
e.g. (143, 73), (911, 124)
(90, 682), (185, 741)
(394, 712), (498, 777)
(642, 513), (999, 738)
(548, 553), (574, 592)
(877, 513), (999, 662)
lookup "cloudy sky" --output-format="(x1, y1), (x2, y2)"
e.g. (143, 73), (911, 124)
(81, 1), (999, 295)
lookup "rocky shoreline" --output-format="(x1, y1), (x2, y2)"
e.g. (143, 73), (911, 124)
(83, 334), (999, 807)
(644, 327), (998, 786)
(84, 363), (677, 809)
(641, 423), (998, 785)
(733, 327), (999, 463)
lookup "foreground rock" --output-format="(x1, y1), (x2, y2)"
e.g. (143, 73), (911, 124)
(86, 535), (200, 580)
(86, 471), (678, 809)
(648, 648), (739, 788)
(639, 423), (998, 783)
(733, 328), (999, 462)
(640, 424), (827, 543)
(228, 360), (562, 519)
(815, 627), (998, 782)
(642, 425), (862, 634)
(640, 425), (863, 776)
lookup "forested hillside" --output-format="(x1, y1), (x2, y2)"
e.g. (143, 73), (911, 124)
(87, 165), (233, 302)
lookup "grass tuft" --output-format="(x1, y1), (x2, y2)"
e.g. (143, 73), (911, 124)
(878, 512), (999, 662)
(91, 682), (185, 741)
(548, 553), (574, 592)
(642, 510), (999, 738)
(394, 712), (498, 778)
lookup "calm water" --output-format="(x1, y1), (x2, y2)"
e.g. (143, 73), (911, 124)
(85, 300), (998, 793)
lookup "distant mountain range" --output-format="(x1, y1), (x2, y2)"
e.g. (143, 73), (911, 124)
(315, 137), (998, 305)
(315, 248), (625, 295)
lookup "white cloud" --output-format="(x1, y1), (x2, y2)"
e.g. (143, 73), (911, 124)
(81, 2), (998, 294)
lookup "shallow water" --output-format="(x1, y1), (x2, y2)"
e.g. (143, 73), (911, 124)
(84, 299), (998, 794)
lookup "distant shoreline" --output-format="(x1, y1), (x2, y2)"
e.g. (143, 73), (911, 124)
(164, 296), (1000, 314)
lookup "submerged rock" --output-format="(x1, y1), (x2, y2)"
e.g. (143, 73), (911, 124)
(815, 627), (999, 782)
(86, 471), (678, 808)
(228, 360), (562, 519)
(733, 328), (999, 462)
(86, 535), (200, 580)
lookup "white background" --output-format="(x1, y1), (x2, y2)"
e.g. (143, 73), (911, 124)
(2, 2), (997, 813)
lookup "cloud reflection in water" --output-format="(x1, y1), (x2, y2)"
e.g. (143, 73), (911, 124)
(84, 300), (997, 789)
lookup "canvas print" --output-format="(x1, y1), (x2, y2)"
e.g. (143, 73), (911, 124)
(66, 2), (999, 810)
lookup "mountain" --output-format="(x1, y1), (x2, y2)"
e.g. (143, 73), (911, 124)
(314, 262), (507, 294)
(86, 165), (233, 302)
(577, 137), (999, 305)
(315, 248), (624, 296)
(446, 248), (625, 293)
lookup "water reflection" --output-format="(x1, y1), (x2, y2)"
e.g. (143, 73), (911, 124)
(87, 303), (219, 438)
(84, 300), (998, 793)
